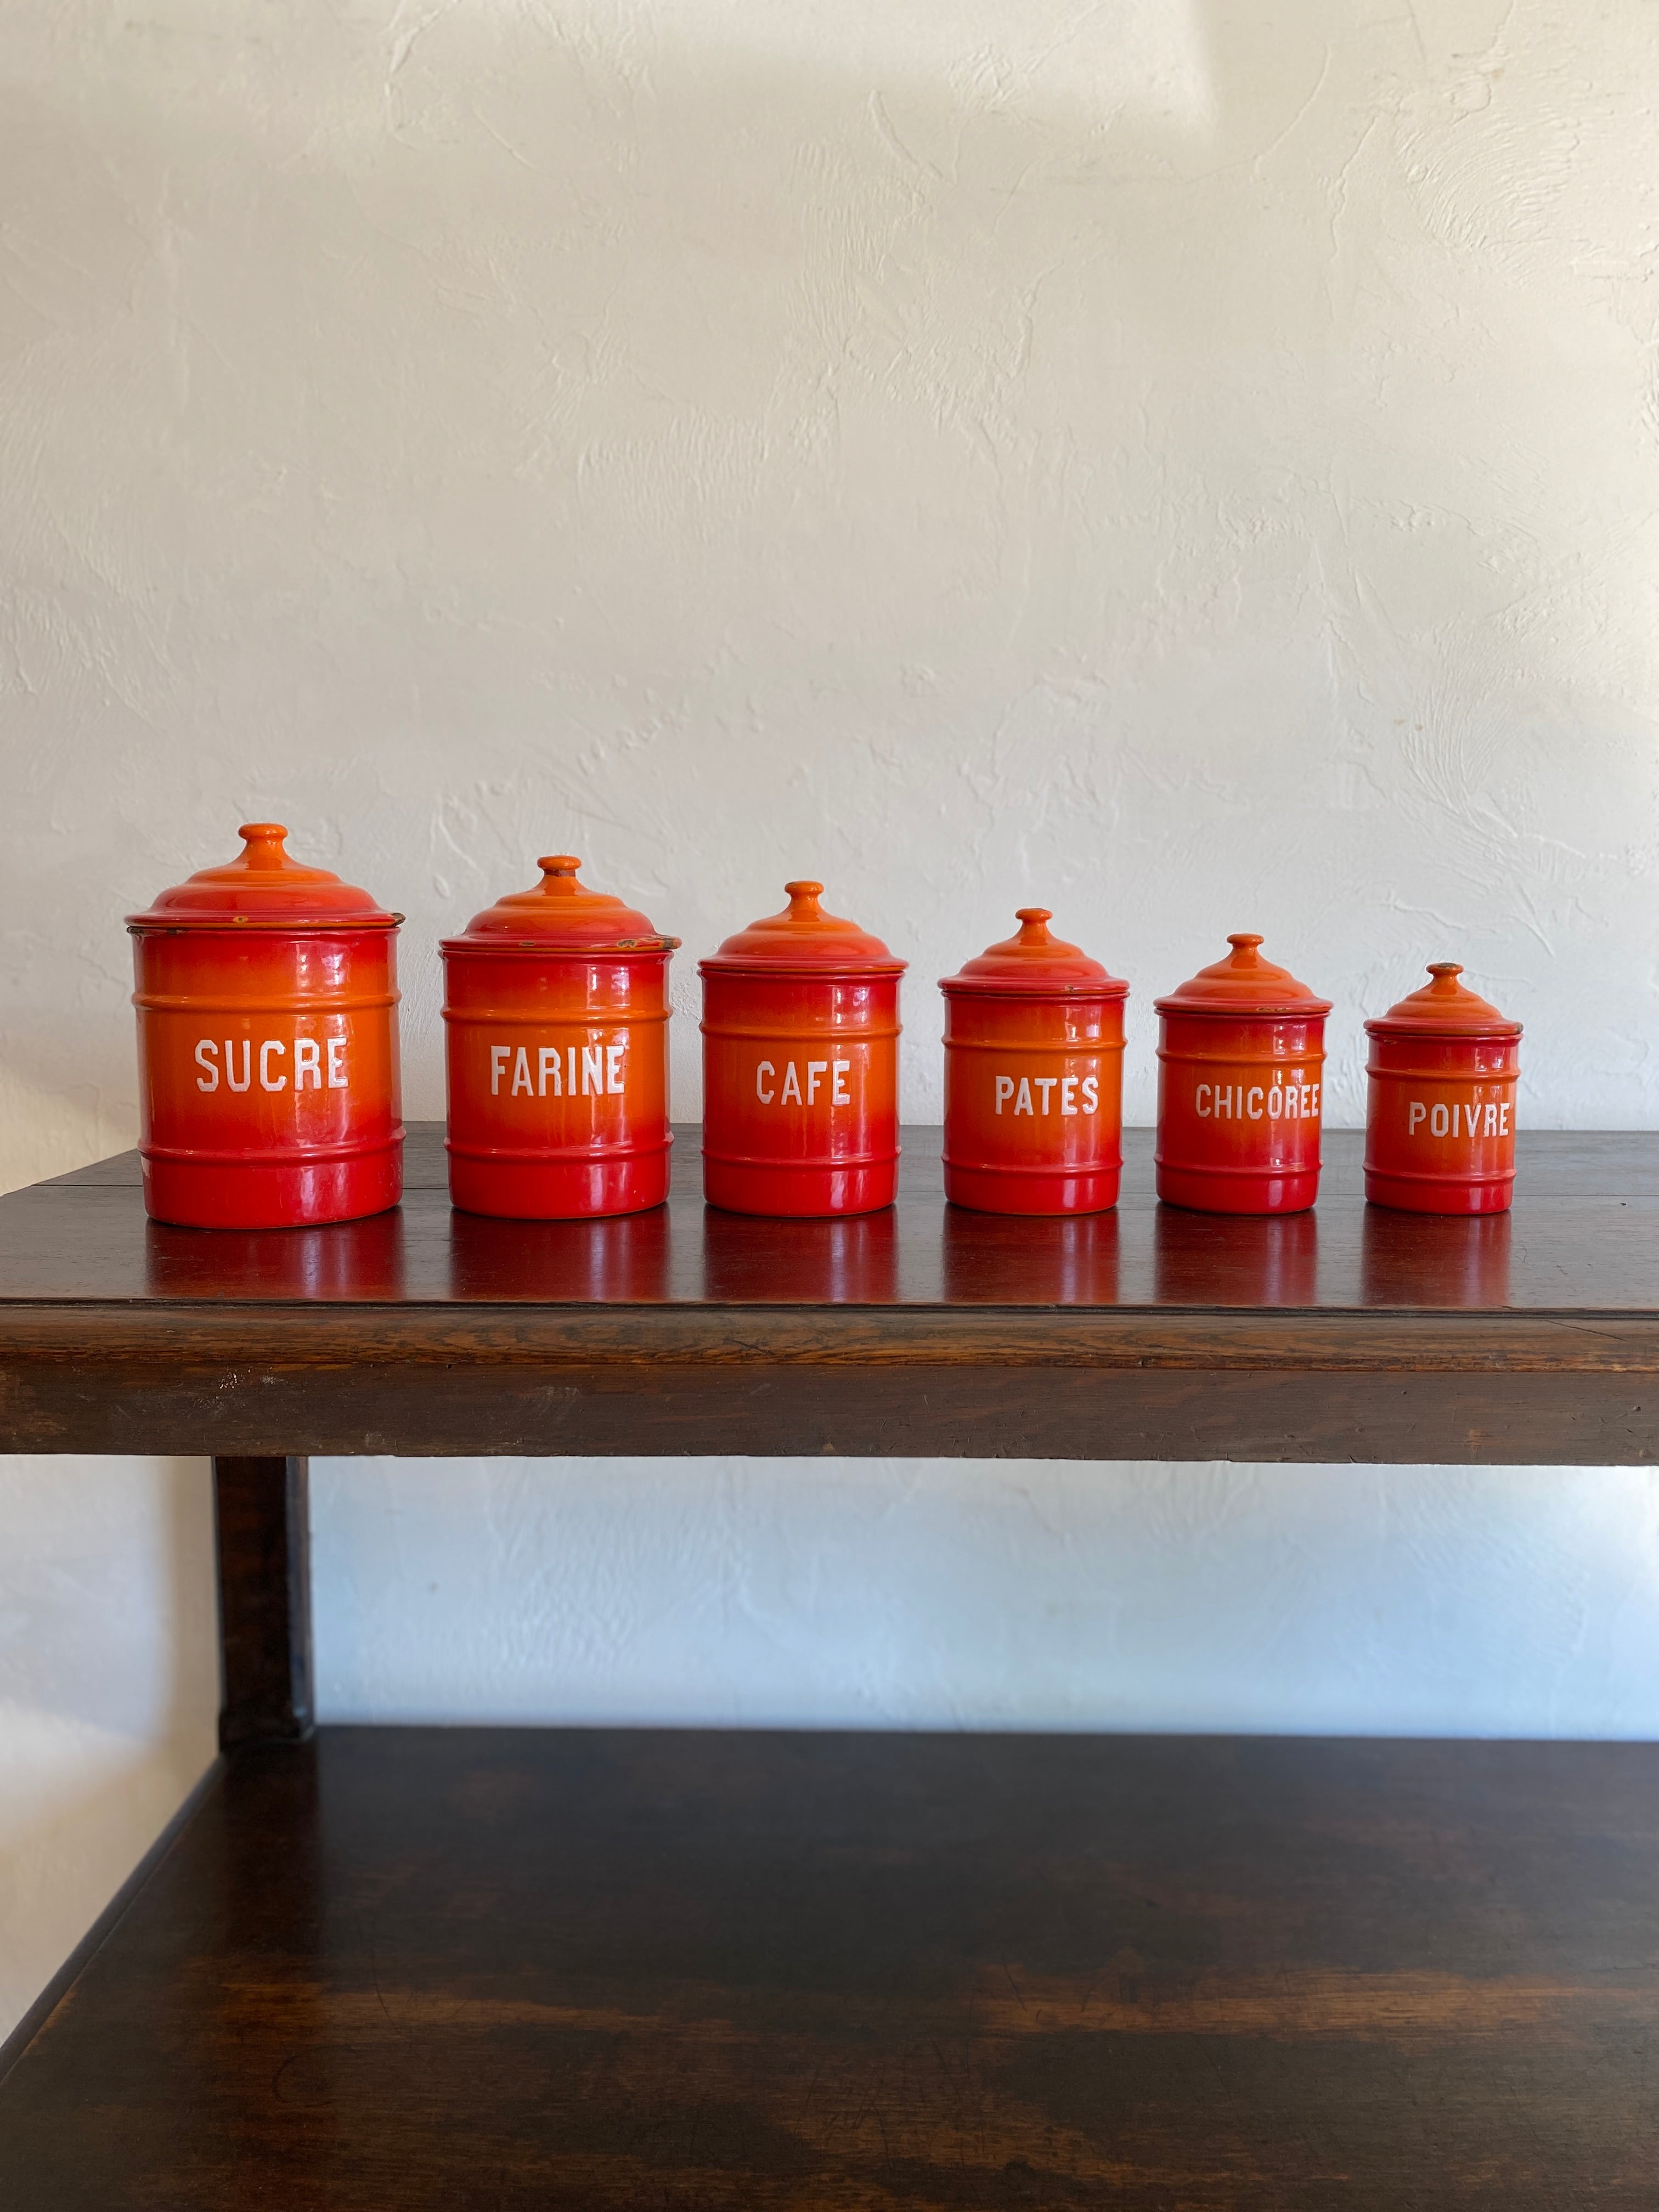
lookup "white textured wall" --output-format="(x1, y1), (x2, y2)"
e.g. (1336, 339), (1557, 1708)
(6, 0), (1659, 2042)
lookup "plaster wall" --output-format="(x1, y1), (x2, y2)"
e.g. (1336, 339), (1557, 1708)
(5, 0), (1659, 2043)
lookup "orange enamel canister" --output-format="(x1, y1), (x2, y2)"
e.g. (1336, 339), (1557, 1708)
(441, 855), (678, 1220)
(1155, 934), (1331, 1215)
(939, 908), (1128, 1215)
(128, 822), (403, 1229)
(700, 881), (905, 1216)
(1363, 964), (1521, 1214)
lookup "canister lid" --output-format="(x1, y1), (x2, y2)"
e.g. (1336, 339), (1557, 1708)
(699, 881), (906, 976)
(445, 855), (678, 952)
(1364, 963), (1521, 1040)
(126, 822), (399, 929)
(1155, 933), (1332, 1018)
(939, 908), (1128, 999)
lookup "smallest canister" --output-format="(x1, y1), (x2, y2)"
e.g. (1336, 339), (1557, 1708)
(1155, 934), (1331, 1214)
(1363, 964), (1521, 1214)
(940, 909), (1128, 1215)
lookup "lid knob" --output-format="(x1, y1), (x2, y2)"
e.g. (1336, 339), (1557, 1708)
(1427, 962), (1464, 990)
(785, 880), (825, 921)
(537, 855), (583, 896)
(1227, 932), (1265, 964)
(238, 822), (290, 869)
(1014, 907), (1054, 946)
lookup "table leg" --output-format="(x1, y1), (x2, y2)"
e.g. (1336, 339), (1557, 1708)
(212, 1457), (314, 1750)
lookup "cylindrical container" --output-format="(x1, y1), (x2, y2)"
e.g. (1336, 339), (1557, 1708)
(940, 907), (1128, 1215)
(441, 855), (678, 1220)
(1155, 934), (1331, 1215)
(700, 881), (905, 1217)
(1363, 963), (1521, 1214)
(128, 822), (403, 1229)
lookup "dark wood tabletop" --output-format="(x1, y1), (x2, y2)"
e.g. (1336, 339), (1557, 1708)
(6, 1724), (1658, 2209)
(3, 1125), (1657, 1462)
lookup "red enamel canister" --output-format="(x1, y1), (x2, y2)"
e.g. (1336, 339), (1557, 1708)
(1155, 934), (1331, 1214)
(940, 909), (1128, 1215)
(1363, 964), (1521, 1213)
(700, 881), (905, 1216)
(128, 822), (403, 1229)
(441, 855), (678, 1220)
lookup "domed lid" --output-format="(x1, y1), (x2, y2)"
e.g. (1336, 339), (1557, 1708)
(700, 881), (905, 975)
(127, 822), (398, 929)
(1155, 933), (1332, 1018)
(1365, 962), (1521, 1040)
(445, 854), (677, 952)
(940, 908), (1128, 998)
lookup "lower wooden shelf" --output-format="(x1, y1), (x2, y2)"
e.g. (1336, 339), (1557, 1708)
(3, 1725), (1656, 2207)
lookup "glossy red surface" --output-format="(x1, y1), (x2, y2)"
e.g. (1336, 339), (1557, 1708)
(701, 883), (905, 1217)
(1155, 934), (1330, 1215)
(441, 856), (676, 1220)
(1364, 965), (1522, 1214)
(940, 909), (1127, 1215)
(128, 825), (403, 1230)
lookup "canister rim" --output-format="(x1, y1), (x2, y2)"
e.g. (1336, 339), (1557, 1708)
(127, 911), (402, 932)
(940, 974), (1128, 1001)
(699, 952), (907, 978)
(441, 933), (680, 956)
(1154, 994), (1331, 1019)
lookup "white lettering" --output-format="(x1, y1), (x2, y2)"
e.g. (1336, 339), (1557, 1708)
(607, 1041), (626, 1094)
(995, 1075), (1014, 1115)
(1408, 1101), (1426, 1133)
(1485, 1102), (1498, 1137)
(1215, 1085), (1233, 1119)
(326, 1037), (348, 1090)
(259, 1040), (286, 1092)
(1500, 1100), (1511, 1135)
(806, 1060), (828, 1104)
(582, 1045), (603, 1097)
(295, 1037), (321, 1090)
(225, 1039), (251, 1093)
(1246, 1085), (1264, 1120)
(832, 1060), (850, 1105)
(782, 1063), (803, 1104)
(194, 1040), (219, 1093)
(511, 1047), (533, 1097)
(1431, 1103), (1449, 1136)
(1196, 1082), (1212, 1118)
(1014, 1078), (1034, 1116)
(756, 1060), (775, 1103)
(1081, 1074), (1099, 1115)
(539, 1046), (562, 1097)
(1034, 1077), (1057, 1115)
(490, 1046), (510, 1096)
(1268, 1085), (1283, 1118)
(1060, 1076), (1078, 1116)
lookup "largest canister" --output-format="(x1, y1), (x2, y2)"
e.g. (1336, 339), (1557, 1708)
(699, 881), (905, 1216)
(127, 821), (403, 1229)
(441, 854), (678, 1220)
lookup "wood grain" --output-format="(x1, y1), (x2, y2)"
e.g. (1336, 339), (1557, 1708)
(5, 1125), (1659, 1459)
(4, 1725), (1657, 2207)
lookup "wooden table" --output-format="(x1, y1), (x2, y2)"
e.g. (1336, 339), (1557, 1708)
(2, 1125), (1656, 2205)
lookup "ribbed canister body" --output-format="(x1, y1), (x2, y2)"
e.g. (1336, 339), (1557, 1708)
(941, 994), (1125, 1215)
(1155, 1011), (1327, 1214)
(700, 970), (901, 1217)
(442, 945), (673, 1219)
(131, 924), (403, 1229)
(1364, 1032), (1519, 1213)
